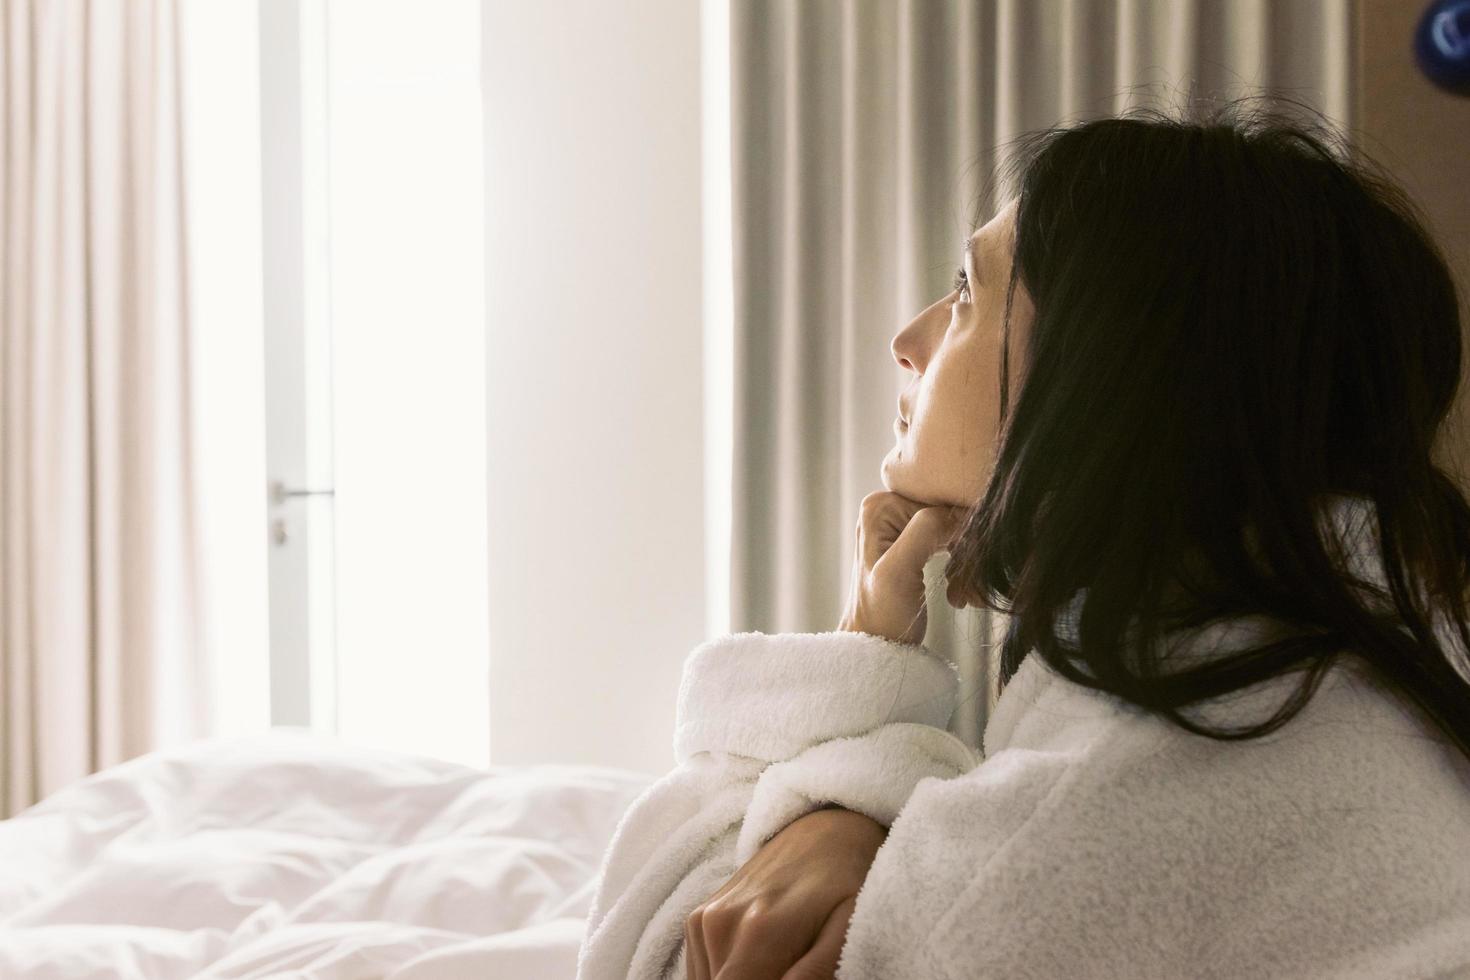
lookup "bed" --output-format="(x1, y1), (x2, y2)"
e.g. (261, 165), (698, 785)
(0, 729), (656, 978)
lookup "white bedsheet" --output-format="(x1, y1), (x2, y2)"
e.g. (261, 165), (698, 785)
(0, 729), (655, 979)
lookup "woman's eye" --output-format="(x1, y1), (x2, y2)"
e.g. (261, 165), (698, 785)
(951, 267), (970, 302)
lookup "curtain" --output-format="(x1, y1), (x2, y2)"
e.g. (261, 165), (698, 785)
(1, 0), (202, 817)
(729, 0), (1356, 752)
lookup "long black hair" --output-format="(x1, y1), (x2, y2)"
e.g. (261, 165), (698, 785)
(941, 96), (1470, 760)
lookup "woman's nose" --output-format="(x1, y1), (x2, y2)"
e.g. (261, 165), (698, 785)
(891, 303), (941, 373)
(891, 335), (917, 373)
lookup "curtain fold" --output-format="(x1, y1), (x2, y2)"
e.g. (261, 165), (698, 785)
(729, 0), (1356, 752)
(1, 0), (202, 818)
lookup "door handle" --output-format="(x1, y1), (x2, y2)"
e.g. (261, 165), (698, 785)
(269, 480), (336, 506)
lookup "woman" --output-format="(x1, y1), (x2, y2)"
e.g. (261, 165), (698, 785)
(575, 100), (1470, 979)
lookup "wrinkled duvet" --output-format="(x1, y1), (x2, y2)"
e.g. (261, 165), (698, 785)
(0, 729), (655, 979)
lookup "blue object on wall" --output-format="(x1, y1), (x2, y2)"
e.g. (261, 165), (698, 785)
(1416, 0), (1470, 96)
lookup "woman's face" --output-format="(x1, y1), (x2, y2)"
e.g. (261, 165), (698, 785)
(882, 198), (1034, 508)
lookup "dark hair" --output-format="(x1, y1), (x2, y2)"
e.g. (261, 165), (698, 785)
(941, 95), (1470, 760)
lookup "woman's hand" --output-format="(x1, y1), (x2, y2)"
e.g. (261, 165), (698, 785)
(837, 491), (968, 645)
(684, 806), (888, 980)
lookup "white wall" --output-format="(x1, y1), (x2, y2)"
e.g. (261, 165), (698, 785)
(481, 0), (708, 775)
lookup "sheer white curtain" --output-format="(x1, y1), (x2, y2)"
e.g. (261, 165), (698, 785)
(0, 0), (203, 817)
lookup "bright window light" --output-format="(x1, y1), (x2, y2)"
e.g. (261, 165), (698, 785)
(323, 0), (489, 768)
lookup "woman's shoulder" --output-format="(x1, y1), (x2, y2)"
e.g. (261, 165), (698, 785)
(955, 645), (1470, 901)
(991, 644), (1470, 803)
(839, 652), (1470, 979)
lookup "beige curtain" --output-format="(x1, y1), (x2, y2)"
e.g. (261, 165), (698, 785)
(729, 0), (1356, 753)
(1, 0), (202, 817)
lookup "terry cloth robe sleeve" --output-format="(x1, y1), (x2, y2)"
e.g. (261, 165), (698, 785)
(574, 630), (979, 980)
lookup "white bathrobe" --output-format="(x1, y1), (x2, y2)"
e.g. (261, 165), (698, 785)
(575, 506), (1470, 979)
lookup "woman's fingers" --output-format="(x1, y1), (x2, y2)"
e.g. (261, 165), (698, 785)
(872, 505), (964, 584)
(780, 895), (857, 980)
(713, 915), (824, 979)
(684, 808), (886, 979)
(685, 908), (710, 980)
(857, 492), (917, 569)
(842, 491), (969, 643)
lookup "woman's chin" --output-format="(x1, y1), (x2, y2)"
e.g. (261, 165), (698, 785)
(880, 453), (926, 495)
(879, 447), (897, 486)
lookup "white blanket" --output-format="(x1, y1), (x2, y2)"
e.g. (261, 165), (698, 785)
(578, 621), (1470, 979)
(0, 729), (654, 979)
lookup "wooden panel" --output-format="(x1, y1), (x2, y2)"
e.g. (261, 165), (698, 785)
(1357, 0), (1470, 491)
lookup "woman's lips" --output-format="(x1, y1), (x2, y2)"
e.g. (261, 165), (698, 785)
(895, 416), (908, 434)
